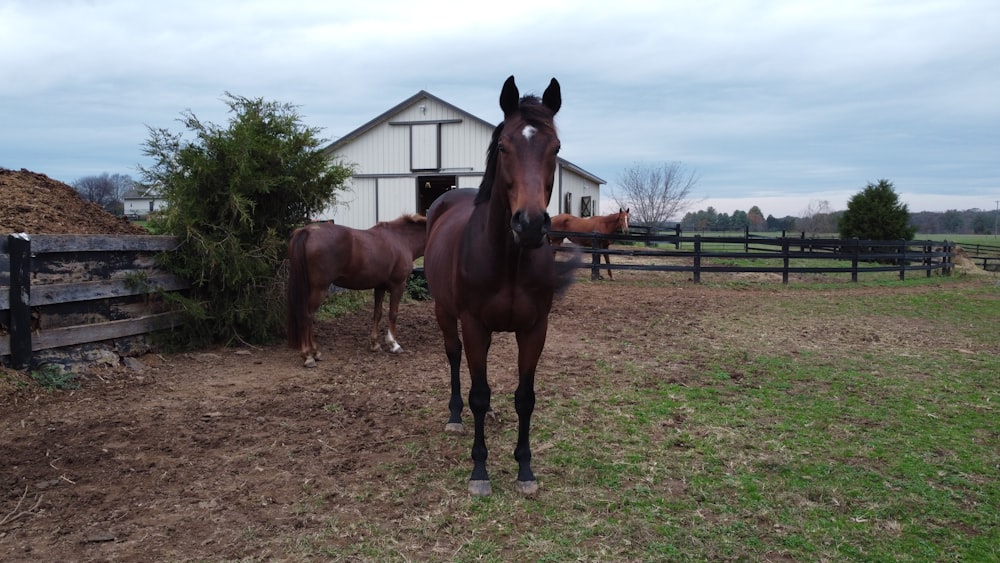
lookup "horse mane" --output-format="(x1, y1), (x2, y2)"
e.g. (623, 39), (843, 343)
(475, 95), (557, 205)
(376, 213), (427, 228)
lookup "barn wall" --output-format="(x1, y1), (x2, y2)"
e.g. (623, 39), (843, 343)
(336, 121), (411, 176)
(376, 177), (417, 222)
(557, 169), (603, 216)
(441, 118), (493, 171)
(318, 177), (377, 228)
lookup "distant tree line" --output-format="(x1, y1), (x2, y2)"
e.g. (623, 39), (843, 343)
(681, 203), (997, 236)
(680, 206), (803, 233)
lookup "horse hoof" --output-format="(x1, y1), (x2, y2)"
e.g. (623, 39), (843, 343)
(469, 480), (492, 497)
(515, 479), (539, 496)
(485, 410), (500, 424)
(303, 358), (317, 368)
(370, 344), (382, 352)
(445, 422), (465, 434)
(389, 344), (403, 354)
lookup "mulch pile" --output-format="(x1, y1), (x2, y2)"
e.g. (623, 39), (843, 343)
(0, 168), (148, 235)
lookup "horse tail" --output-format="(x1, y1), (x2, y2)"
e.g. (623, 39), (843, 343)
(554, 244), (582, 298)
(286, 227), (312, 349)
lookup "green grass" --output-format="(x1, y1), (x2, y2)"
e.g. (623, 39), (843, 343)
(29, 364), (80, 390)
(282, 276), (999, 561)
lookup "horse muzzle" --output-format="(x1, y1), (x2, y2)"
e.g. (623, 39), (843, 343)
(510, 210), (551, 249)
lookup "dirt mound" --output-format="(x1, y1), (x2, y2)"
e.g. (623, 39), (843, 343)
(0, 168), (148, 235)
(951, 246), (990, 275)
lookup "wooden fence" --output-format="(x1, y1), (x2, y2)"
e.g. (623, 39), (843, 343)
(0, 230), (963, 371)
(1, 234), (187, 371)
(957, 241), (1000, 271)
(548, 230), (957, 283)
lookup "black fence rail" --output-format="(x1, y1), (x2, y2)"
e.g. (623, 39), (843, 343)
(547, 229), (956, 283)
(957, 242), (1000, 271)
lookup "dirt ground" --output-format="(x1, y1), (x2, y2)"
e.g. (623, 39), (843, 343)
(0, 261), (829, 561)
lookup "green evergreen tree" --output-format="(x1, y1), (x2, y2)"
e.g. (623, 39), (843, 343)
(139, 93), (354, 347)
(838, 179), (916, 241)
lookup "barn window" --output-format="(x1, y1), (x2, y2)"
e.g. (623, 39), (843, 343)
(581, 196), (593, 217)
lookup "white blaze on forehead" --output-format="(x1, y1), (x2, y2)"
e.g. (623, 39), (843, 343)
(522, 125), (537, 141)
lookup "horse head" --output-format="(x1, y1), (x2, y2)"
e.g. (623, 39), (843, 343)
(618, 208), (631, 234)
(493, 76), (562, 248)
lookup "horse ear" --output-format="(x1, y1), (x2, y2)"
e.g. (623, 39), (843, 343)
(500, 75), (519, 115)
(543, 78), (561, 114)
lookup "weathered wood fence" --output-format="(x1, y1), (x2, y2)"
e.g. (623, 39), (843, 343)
(1, 234), (187, 370)
(548, 230), (957, 282)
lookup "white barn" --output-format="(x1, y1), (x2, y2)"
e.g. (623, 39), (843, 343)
(122, 186), (166, 219)
(316, 89), (604, 229)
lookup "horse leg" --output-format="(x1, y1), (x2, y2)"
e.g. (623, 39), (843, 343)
(302, 286), (326, 368)
(462, 321), (493, 496)
(383, 283), (404, 353)
(370, 288), (385, 352)
(436, 303), (465, 434)
(512, 322), (548, 496)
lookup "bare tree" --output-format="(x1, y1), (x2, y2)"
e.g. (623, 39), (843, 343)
(796, 200), (838, 234)
(613, 162), (699, 226)
(72, 173), (135, 215)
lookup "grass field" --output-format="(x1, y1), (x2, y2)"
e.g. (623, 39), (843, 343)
(307, 272), (999, 561)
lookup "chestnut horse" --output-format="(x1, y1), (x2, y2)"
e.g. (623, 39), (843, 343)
(286, 214), (426, 367)
(424, 76), (574, 496)
(549, 208), (630, 280)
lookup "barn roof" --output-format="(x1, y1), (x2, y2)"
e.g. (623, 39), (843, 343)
(322, 90), (605, 186)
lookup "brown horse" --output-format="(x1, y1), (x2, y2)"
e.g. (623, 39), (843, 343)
(424, 76), (574, 496)
(286, 214), (427, 367)
(549, 208), (630, 280)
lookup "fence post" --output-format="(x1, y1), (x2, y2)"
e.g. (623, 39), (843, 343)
(8, 233), (32, 370)
(674, 224), (681, 250)
(898, 240), (906, 281)
(744, 225), (750, 253)
(781, 237), (790, 285)
(924, 243), (932, 278)
(693, 235), (702, 284)
(851, 238), (859, 283)
(590, 232), (600, 281)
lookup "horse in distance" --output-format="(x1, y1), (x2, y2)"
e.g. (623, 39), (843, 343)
(550, 208), (630, 280)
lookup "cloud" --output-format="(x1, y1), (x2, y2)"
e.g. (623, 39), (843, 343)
(2, 0), (997, 218)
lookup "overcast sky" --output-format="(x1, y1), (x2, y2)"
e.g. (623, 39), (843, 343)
(2, 0), (997, 219)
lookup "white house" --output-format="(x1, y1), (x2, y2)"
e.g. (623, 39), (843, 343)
(317, 89), (604, 229)
(122, 186), (167, 219)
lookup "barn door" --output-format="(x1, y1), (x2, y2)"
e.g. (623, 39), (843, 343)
(411, 124), (439, 171)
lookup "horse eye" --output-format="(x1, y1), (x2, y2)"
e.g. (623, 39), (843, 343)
(497, 141), (506, 153)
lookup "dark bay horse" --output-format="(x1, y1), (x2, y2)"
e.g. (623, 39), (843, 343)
(549, 208), (630, 280)
(424, 76), (574, 496)
(287, 214), (427, 367)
